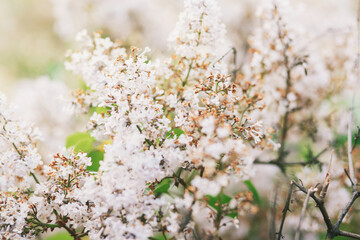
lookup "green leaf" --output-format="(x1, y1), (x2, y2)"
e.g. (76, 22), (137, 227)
(149, 233), (172, 240)
(145, 185), (151, 195)
(206, 193), (232, 212)
(333, 131), (360, 150)
(244, 180), (261, 206)
(226, 211), (238, 218)
(87, 150), (104, 171)
(173, 128), (185, 137)
(319, 232), (353, 240)
(74, 138), (94, 153)
(80, 80), (90, 91)
(89, 106), (111, 115)
(186, 169), (198, 185)
(165, 128), (185, 139)
(153, 178), (172, 196)
(46, 231), (73, 240)
(66, 132), (93, 148)
(206, 192), (238, 218)
(66, 132), (95, 153)
(333, 134), (348, 149)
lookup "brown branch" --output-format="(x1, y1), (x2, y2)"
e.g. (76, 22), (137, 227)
(292, 181), (360, 239)
(254, 148), (327, 169)
(292, 181), (333, 230)
(333, 191), (360, 230)
(345, 169), (356, 189)
(57, 221), (83, 240)
(319, 151), (334, 200)
(254, 159), (317, 167)
(273, 3), (293, 165)
(294, 186), (317, 240)
(276, 181), (294, 240)
(276, 63), (291, 165)
(338, 230), (360, 239)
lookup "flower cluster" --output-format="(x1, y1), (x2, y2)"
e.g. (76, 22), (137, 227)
(0, 93), (42, 191)
(62, 0), (268, 238)
(0, 151), (92, 240)
(1, 0), (359, 239)
(244, 0), (355, 149)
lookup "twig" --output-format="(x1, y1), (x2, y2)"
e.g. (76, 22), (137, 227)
(214, 189), (224, 233)
(292, 181), (360, 239)
(337, 230), (360, 239)
(269, 182), (280, 240)
(292, 181), (333, 230)
(211, 47), (237, 69)
(162, 228), (168, 240)
(319, 151), (334, 200)
(182, 12), (204, 87)
(254, 147), (327, 168)
(179, 200), (195, 231)
(211, 47), (238, 82)
(352, 126), (360, 152)
(275, 4), (292, 164)
(294, 186), (317, 240)
(12, 142), (23, 156)
(277, 181), (294, 240)
(193, 227), (201, 240)
(182, 60), (193, 87)
(345, 169), (356, 189)
(77, 231), (89, 238)
(57, 220), (82, 240)
(333, 191), (360, 230)
(231, 47), (238, 82)
(30, 172), (40, 185)
(254, 159), (317, 167)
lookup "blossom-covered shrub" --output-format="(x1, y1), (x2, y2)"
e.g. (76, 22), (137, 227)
(1, 0), (360, 240)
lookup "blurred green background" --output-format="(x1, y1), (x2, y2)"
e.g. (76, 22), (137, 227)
(0, 0), (73, 93)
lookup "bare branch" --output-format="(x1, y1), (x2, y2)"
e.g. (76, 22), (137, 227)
(345, 169), (356, 189)
(333, 191), (360, 230)
(292, 181), (360, 239)
(211, 47), (237, 69)
(276, 181), (294, 240)
(338, 230), (360, 239)
(292, 181), (333, 230)
(270, 182), (280, 240)
(320, 151), (334, 200)
(254, 147), (327, 169)
(294, 186), (317, 240)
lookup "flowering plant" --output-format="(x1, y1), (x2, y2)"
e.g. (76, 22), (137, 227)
(1, 0), (360, 239)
